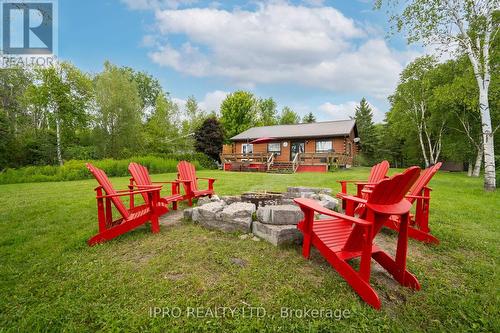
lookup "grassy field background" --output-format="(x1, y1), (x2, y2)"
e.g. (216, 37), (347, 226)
(0, 168), (499, 332)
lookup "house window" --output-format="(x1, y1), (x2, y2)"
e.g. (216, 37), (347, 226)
(242, 143), (253, 154)
(316, 140), (333, 152)
(346, 142), (352, 156)
(267, 142), (281, 155)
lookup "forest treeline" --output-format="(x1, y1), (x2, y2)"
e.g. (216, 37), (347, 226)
(0, 55), (498, 184)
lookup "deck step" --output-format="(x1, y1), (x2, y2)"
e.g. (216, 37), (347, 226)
(267, 163), (294, 173)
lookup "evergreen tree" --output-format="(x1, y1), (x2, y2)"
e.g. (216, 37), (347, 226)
(354, 97), (378, 162)
(302, 112), (316, 123)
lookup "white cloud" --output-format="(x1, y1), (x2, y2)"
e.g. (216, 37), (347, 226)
(145, 3), (415, 98)
(199, 90), (228, 113)
(172, 90), (228, 115)
(319, 100), (383, 122)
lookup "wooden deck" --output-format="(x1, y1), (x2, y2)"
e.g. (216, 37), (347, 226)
(220, 152), (353, 173)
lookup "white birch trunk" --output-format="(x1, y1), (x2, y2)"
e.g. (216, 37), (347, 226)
(55, 114), (63, 166)
(418, 127), (429, 168)
(472, 147), (482, 177)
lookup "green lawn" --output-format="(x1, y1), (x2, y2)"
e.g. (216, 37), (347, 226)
(0, 169), (499, 332)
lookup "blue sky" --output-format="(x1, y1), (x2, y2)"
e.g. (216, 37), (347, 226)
(58, 0), (424, 122)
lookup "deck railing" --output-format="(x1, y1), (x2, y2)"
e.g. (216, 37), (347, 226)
(298, 152), (352, 168)
(220, 153), (271, 164)
(221, 151), (352, 171)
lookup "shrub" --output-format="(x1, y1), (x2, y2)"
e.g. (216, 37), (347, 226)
(0, 155), (215, 185)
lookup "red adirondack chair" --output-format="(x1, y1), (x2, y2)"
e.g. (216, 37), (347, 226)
(337, 160), (390, 211)
(384, 162), (442, 244)
(86, 163), (162, 246)
(295, 166), (421, 309)
(177, 160), (216, 206)
(337, 160), (390, 213)
(128, 162), (184, 215)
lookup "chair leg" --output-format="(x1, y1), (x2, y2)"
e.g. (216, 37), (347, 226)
(151, 215), (160, 233)
(315, 240), (381, 309)
(372, 250), (420, 290)
(172, 201), (178, 210)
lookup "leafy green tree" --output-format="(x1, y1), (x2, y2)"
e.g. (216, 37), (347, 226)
(24, 62), (93, 165)
(279, 106), (300, 125)
(256, 97), (278, 126)
(94, 62), (143, 158)
(121, 67), (163, 113)
(354, 98), (378, 162)
(194, 116), (224, 161)
(145, 93), (179, 153)
(220, 91), (256, 140)
(0, 67), (32, 167)
(376, 0), (498, 189)
(302, 112), (316, 123)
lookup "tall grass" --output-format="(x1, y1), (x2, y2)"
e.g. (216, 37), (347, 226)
(0, 156), (210, 185)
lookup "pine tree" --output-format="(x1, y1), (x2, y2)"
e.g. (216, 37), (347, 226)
(354, 97), (378, 162)
(302, 112), (316, 123)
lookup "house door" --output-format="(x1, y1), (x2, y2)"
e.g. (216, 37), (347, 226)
(290, 141), (305, 161)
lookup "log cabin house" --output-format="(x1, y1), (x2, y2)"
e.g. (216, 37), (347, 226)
(221, 120), (359, 173)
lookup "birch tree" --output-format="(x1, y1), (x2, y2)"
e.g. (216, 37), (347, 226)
(26, 63), (92, 165)
(391, 56), (445, 167)
(377, 0), (498, 189)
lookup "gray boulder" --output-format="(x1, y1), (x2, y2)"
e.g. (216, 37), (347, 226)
(192, 201), (225, 228)
(183, 208), (193, 220)
(220, 202), (256, 233)
(220, 195), (242, 205)
(257, 205), (304, 225)
(287, 186), (332, 195)
(318, 194), (339, 211)
(252, 222), (303, 246)
(196, 195), (221, 206)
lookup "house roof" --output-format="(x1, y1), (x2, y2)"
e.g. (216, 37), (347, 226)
(230, 120), (357, 141)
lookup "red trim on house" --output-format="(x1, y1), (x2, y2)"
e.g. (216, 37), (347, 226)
(296, 165), (328, 173)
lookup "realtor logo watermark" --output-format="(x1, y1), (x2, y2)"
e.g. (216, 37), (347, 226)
(1, 0), (58, 67)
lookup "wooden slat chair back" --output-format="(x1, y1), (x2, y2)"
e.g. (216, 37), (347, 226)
(338, 160), (390, 209)
(295, 166), (421, 309)
(87, 163), (130, 219)
(385, 162), (442, 244)
(128, 162), (153, 204)
(128, 162), (184, 213)
(368, 160), (391, 183)
(177, 160), (198, 192)
(86, 163), (161, 246)
(177, 160), (216, 206)
(408, 162), (442, 201)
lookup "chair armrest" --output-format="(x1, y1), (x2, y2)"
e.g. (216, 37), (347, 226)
(337, 179), (364, 183)
(176, 179), (194, 183)
(197, 177), (216, 181)
(294, 198), (371, 226)
(97, 187), (162, 199)
(355, 182), (378, 186)
(405, 194), (431, 200)
(337, 193), (366, 204)
(152, 181), (179, 184)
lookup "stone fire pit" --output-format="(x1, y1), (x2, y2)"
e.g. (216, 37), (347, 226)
(183, 187), (338, 246)
(241, 191), (287, 208)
